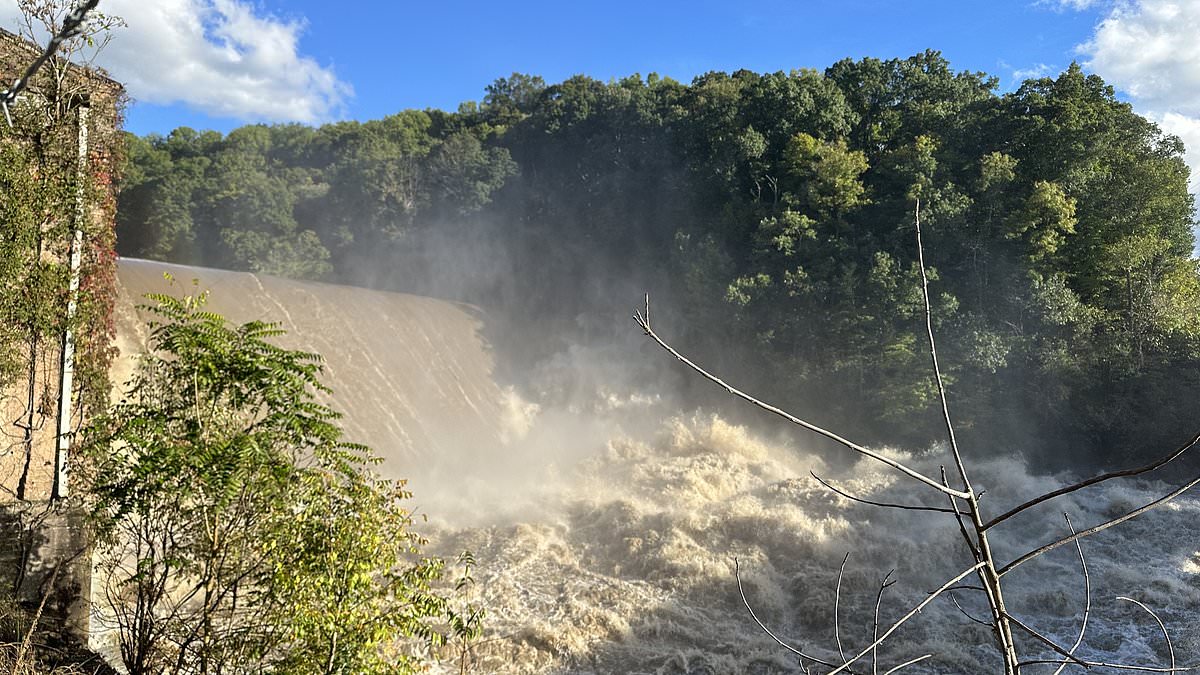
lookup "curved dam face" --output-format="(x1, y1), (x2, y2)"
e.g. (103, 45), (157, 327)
(112, 258), (507, 480)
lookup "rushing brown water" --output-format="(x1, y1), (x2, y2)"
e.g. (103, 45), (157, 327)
(112, 259), (1200, 674)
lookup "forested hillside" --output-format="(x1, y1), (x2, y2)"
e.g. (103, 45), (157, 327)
(115, 51), (1200, 469)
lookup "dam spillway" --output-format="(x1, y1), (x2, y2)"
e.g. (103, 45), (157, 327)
(113, 258), (508, 481)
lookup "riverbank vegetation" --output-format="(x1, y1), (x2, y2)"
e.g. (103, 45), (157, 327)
(116, 52), (1199, 469)
(81, 289), (481, 674)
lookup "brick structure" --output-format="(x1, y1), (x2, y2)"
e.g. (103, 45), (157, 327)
(0, 25), (123, 651)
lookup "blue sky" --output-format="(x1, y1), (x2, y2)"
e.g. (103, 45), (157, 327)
(5, 0), (1200, 189)
(115, 0), (1108, 135)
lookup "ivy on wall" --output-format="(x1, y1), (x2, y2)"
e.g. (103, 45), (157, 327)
(0, 45), (124, 447)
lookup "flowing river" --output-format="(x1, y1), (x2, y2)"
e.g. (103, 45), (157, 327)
(113, 259), (1200, 674)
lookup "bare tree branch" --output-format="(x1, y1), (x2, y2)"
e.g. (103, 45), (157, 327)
(983, 431), (1200, 531)
(914, 198), (973, 499)
(643, 196), (1200, 675)
(873, 570), (896, 675)
(948, 592), (992, 628)
(914, 200), (1019, 673)
(835, 552), (850, 668)
(1006, 613), (1089, 669)
(733, 558), (844, 670)
(999, 474), (1200, 576)
(941, 466), (981, 559)
(1119, 597), (1175, 675)
(882, 654), (933, 675)
(1018, 659), (1199, 672)
(825, 562), (987, 675)
(1052, 513), (1091, 675)
(633, 307), (969, 499)
(811, 471), (956, 514)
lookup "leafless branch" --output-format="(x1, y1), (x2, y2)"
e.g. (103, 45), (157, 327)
(733, 558), (842, 670)
(873, 570), (896, 675)
(1005, 613), (1088, 668)
(633, 305), (969, 499)
(13, 563), (60, 672)
(882, 654), (933, 675)
(811, 471), (956, 514)
(941, 466), (981, 559)
(914, 198), (972, 499)
(0, 0), (101, 125)
(835, 552), (850, 667)
(1017, 659), (1198, 672)
(1052, 513), (1091, 675)
(948, 592), (992, 627)
(1118, 596), (1175, 674)
(983, 431), (1200, 531)
(642, 196), (1200, 675)
(999, 473), (1200, 576)
(915, 201), (1019, 673)
(825, 562), (987, 675)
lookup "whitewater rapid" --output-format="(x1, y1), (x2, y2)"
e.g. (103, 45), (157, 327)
(113, 260), (1200, 674)
(426, 405), (1200, 674)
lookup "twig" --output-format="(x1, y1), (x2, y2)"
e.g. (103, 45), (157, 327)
(873, 570), (896, 675)
(633, 304), (969, 499)
(1118, 597), (1175, 674)
(983, 431), (1200, 530)
(811, 472), (955, 514)
(1052, 513), (1091, 675)
(13, 563), (62, 671)
(0, 0), (101, 127)
(882, 654), (933, 675)
(999, 474), (1200, 576)
(1017, 659), (1198, 672)
(1006, 613), (1089, 668)
(948, 592), (992, 627)
(835, 552), (850, 667)
(825, 562), (987, 675)
(733, 558), (842, 670)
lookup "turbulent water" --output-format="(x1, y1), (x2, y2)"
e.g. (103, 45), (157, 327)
(113, 259), (1200, 674)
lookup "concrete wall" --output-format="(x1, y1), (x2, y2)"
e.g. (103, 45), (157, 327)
(0, 502), (91, 641)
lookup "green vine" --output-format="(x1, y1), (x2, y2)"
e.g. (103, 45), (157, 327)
(0, 46), (124, 449)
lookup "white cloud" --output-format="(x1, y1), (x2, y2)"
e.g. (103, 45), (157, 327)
(0, 1), (351, 124)
(1075, 0), (1200, 193)
(1158, 112), (1200, 189)
(1038, 0), (1107, 11)
(1081, 0), (1200, 114)
(1012, 63), (1055, 82)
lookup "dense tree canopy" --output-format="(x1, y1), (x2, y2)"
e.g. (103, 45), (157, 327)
(116, 52), (1199, 468)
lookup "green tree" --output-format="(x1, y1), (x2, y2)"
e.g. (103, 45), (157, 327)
(82, 289), (472, 674)
(113, 56), (1200, 466)
(481, 73), (546, 128)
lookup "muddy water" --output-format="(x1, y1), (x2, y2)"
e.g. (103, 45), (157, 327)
(112, 259), (1200, 674)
